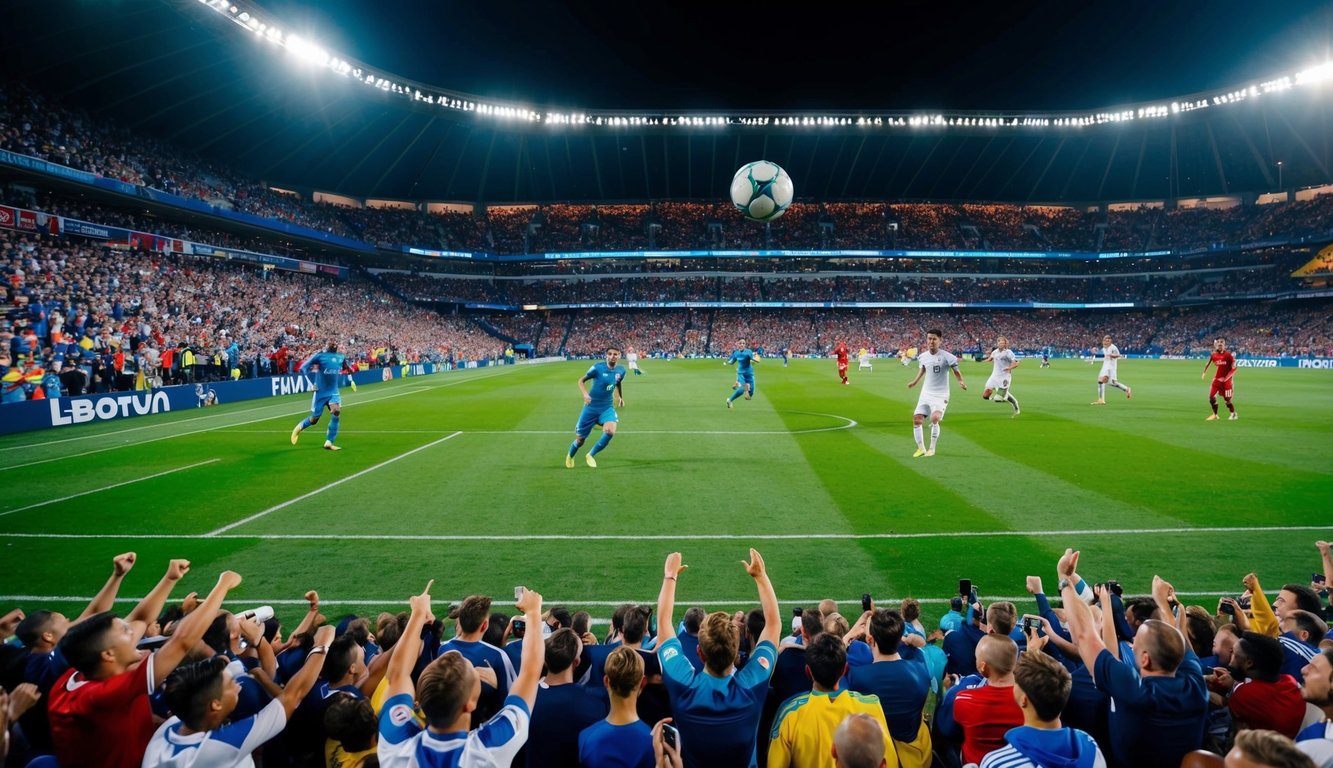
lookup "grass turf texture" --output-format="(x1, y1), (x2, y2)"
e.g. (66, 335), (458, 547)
(1, 358), (1329, 629)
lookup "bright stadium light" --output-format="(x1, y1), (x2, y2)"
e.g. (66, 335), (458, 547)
(187, 0), (1333, 133)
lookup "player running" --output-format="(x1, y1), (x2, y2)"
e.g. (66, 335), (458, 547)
(1040, 347), (1051, 368)
(725, 338), (760, 408)
(567, 346), (627, 468)
(290, 341), (349, 451)
(625, 344), (644, 376)
(858, 347), (874, 371)
(1091, 335), (1131, 405)
(907, 328), (967, 457)
(981, 335), (1021, 416)
(834, 341), (850, 385)
(1202, 337), (1238, 420)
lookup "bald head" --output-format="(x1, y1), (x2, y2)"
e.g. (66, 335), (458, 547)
(1136, 619), (1187, 674)
(832, 713), (887, 768)
(976, 634), (1018, 678)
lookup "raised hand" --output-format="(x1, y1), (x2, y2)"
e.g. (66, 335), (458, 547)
(217, 571), (242, 591)
(167, 559), (192, 581)
(1025, 576), (1043, 595)
(112, 552), (137, 577)
(409, 580), (434, 621)
(664, 553), (688, 580)
(1057, 549), (1079, 579)
(742, 548), (767, 579)
(313, 624), (336, 647)
(516, 587), (543, 616)
(0, 609), (24, 639)
(304, 590), (320, 612)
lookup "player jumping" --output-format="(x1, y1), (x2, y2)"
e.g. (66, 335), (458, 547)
(981, 336), (1021, 416)
(290, 341), (348, 451)
(834, 341), (850, 385)
(907, 328), (967, 457)
(1091, 335), (1131, 405)
(1202, 337), (1237, 421)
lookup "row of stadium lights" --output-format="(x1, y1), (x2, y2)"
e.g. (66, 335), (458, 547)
(199, 0), (1332, 131)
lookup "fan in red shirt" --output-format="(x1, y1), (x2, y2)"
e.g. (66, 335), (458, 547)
(834, 342), (850, 385)
(1201, 337), (1238, 421)
(950, 635), (1024, 765)
(47, 563), (242, 768)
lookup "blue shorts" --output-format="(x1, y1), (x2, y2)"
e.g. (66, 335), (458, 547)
(575, 405), (618, 438)
(737, 373), (755, 387)
(310, 391), (341, 417)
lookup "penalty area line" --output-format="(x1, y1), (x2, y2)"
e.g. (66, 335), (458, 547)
(0, 459), (222, 519)
(203, 432), (464, 536)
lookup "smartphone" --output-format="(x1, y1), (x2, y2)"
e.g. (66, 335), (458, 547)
(1315, 573), (1327, 584)
(792, 607), (803, 617)
(958, 579), (972, 598)
(1022, 615), (1042, 633)
(861, 593), (872, 612)
(1219, 601), (1235, 616)
(513, 619), (526, 634)
(662, 723), (679, 751)
(514, 586), (525, 601)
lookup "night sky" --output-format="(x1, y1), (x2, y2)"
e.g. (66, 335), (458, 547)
(251, 0), (1332, 111)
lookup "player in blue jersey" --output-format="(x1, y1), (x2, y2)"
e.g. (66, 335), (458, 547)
(725, 338), (760, 409)
(567, 346), (627, 469)
(290, 342), (349, 451)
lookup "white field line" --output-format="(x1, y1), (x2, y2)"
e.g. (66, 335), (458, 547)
(0, 367), (515, 454)
(204, 432), (464, 536)
(0, 459), (221, 519)
(0, 368), (515, 473)
(0, 592), (1249, 607)
(0, 525), (1325, 542)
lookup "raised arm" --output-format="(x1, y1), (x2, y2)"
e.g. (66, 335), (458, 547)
(1152, 576), (1186, 634)
(510, 587), (545, 709)
(276, 623), (335, 717)
(1097, 585), (1121, 661)
(746, 549), (781, 647)
(78, 553), (136, 621)
(387, 580), (434, 700)
(153, 570), (242, 688)
(656, 553), (687, 646)
(1057, 549), (1107, 676)
(1319, 541), (1333, 593)
(1244, 573), (1279, 637)
(126, 559), (191, 639)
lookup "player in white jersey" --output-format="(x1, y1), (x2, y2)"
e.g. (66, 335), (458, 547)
(858, 347), (873, 371)
(906, 328), (968, 457)
(1091, 334), (1132, 405)
(981, 335), (1021, 416)
(625, 345), (644, 376)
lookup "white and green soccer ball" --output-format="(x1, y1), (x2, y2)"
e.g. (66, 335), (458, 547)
(729, 160), (794, 222)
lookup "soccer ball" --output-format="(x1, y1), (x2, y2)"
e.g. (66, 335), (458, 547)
(730, 161), (794, 222)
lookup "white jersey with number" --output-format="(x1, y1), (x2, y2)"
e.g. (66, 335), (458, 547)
(1100, 344), (1120, 378)
(988, 348), (1017, 389)
(917, 350), (959, 400)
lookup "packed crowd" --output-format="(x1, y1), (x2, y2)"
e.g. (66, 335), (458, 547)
(6, 82), (1333, 260)
(0, 230), (505, 402)
(376, 269), (1313, 307)
(2, 543), (1331, 768)
(539, 305), (1333, 359)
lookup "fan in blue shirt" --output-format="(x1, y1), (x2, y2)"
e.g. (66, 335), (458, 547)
(290, 341), (348, 451)
(656, 549), (782, 768)
(567, 346), (626, 469)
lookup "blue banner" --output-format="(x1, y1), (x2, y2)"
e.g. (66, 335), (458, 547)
(0, 364), (448, 436)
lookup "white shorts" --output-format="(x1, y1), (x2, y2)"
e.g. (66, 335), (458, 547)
(985, 374), (1011, 391)
(1099, 366), (1117, 380)
(914, 397), (949, 419)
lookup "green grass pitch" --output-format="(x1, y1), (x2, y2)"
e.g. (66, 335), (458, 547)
(1, 357), (1329, 629)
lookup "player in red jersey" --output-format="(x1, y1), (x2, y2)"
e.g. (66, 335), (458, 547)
(834, 341), (850, 384)
(1201, 337), (1238, 421)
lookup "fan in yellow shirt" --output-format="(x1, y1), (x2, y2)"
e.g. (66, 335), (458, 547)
(768, 634), (897, 768)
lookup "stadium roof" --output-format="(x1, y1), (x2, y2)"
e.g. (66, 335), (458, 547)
(3, 0), (1332, 204)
